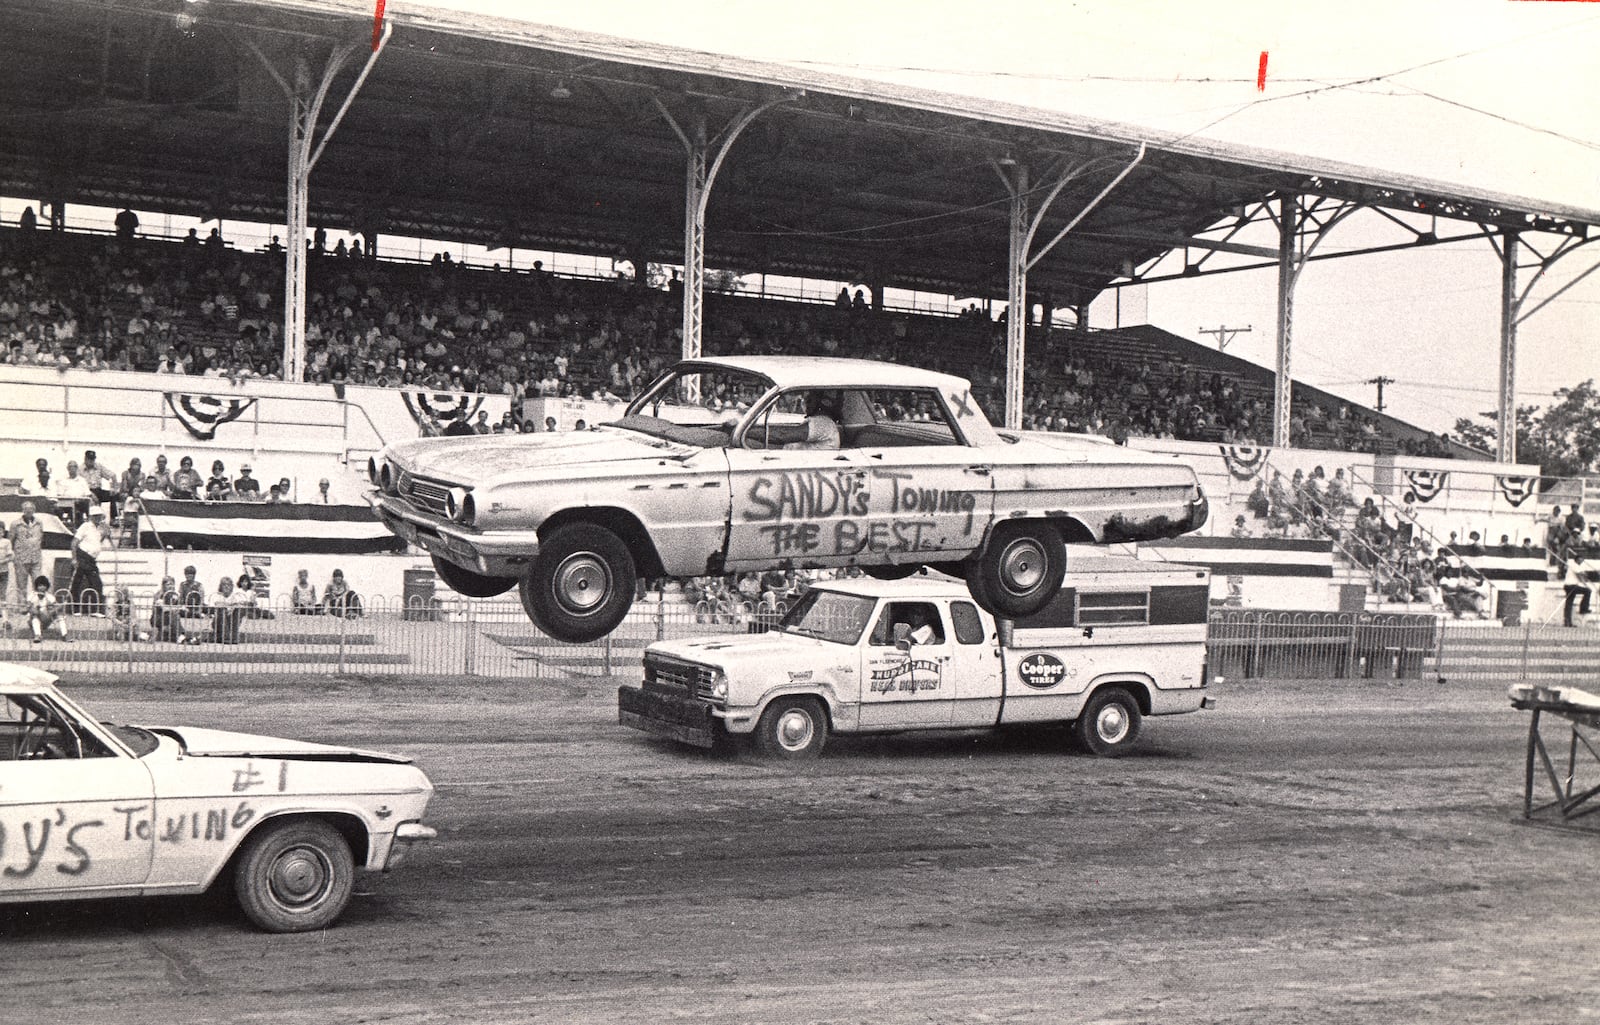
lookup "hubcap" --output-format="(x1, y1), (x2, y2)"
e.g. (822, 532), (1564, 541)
(553, 551), (611, 614)
(998, 537), (1047, 595)
(1096, 703), (1129, 744)
(269, 846), (330, 907)
(776, 709), (815, 751)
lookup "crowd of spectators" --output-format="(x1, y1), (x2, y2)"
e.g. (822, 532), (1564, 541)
(1, 216), (1464, 459)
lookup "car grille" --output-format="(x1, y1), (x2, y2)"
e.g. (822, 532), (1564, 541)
(644, 656), (719, 702)
(398, 470), (451, 516)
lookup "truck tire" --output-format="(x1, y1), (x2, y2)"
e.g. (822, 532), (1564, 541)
(431, 555), (517, 598)
(233, 818), (355, 933)
(969, 520), (1064, 618)
(520, 522), (637, 643)
(1075, 688), (1142, 757)
(754, 696), (829, 760)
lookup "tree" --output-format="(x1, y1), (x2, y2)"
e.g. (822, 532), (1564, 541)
(1453, 380), (1600, 478)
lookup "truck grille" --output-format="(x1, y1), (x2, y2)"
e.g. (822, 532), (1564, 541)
(399, 470), (452, 516)
(644, 656), (719, 702)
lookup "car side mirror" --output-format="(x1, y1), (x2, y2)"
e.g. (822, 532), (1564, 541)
(893, 622), (912, 652)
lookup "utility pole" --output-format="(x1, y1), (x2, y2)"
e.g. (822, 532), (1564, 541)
(1366, 375), (1395, 413)
(1199, 324), (1252, 352)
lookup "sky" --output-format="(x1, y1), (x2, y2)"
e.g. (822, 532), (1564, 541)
(403, 0), (1599, 438)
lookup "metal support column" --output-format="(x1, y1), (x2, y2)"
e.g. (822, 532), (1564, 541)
(246, 21), (390, 382)
(1498, 231), (1520, 463)
(656, 95), (791, 397)
(1273, 195), (1296, 448)
(1003, 164), (1029, 431)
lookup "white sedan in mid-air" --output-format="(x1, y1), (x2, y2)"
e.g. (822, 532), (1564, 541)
(0, 664), (436, 932)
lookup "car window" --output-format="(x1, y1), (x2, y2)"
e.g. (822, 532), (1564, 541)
(851, 388), (961, 447)
(0, 695), (115, 760)
(949, 601), (986, 644)
(869, 601), (947, 646)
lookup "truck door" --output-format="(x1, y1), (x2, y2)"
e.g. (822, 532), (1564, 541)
(858, 600), (955, 728)
(947, 598), (1002, 727)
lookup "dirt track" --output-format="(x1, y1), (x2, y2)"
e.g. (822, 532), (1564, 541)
(9, 670), (1599, 1025)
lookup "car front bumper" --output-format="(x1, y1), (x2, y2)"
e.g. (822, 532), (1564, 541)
(373, 495), (541, 577)
(617, 684), (720, 749)
(383, 821), (439, 871)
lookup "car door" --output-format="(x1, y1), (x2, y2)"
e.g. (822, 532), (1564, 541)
(0, 695), (154, 895)
(858, 600), (955, 729)
(946, 598), (1002, 727)
(851, 387), (994, 564)
(724, 388), (870, 571)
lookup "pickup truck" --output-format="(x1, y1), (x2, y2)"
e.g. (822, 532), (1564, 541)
(618, 557), (1215, 758)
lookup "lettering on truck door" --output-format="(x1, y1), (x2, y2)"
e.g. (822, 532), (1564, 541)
(858, 600), (955, 729)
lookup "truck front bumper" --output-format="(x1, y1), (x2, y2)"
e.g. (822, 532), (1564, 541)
(373, 496), (541, 577)
(618, 684), (719, 749)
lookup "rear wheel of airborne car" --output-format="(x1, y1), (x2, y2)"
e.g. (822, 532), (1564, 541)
(861, 563), (919, 581)
(431, 555), (517, 598)
(968, 520), (1065, 618)
(1075, 687), (1143, 757)
(233, 818), (355, 933)
(521, 522), (637, 643)
(754, 696), (829, 760)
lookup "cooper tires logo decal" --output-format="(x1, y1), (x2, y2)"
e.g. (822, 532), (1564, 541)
(1018, 653), (1067, 689)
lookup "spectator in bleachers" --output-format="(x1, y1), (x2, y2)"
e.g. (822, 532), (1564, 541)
(234, 463), (261, 500)
(171, 456), (203, 500)
(291, 569), (320, 614)
(205, 460), (234, 501)
(54, 459), (93, 525)
(177, 565), (205, 614)
(27, 575), (68, 644)
(118, 457), (144, 502)
(150, 575), (188, 643)
(22, 457), (49, 496)
(322, 568), (361, 617)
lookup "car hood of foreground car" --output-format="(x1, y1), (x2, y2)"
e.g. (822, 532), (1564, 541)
(148, 726), (416, 764)
(386, 427), (693, 483)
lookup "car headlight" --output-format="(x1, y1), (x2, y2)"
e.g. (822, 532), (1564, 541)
(367, 456), (379, 485)
(460, 492), (476, 526)
(445, 487), (467, 521)
(379, 462), (394, 494)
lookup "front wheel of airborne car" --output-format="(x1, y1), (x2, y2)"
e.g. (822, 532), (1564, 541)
(1074, 687), (1143, 757)
(431, 555), (517, 598)
(233, 818), (356, 933)
(520, 522), (637, 643)
(753, 696), (829, 760)
(967, 520), (1065, 618)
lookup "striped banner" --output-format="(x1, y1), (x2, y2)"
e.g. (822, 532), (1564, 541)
(1441, 545), (1549, 583)
(1138, 536), (1335, 578)
(140, 499), (404, 554)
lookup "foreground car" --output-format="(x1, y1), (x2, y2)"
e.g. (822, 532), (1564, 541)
(0, 664), (436, 932)
(371, 356), (1207, 642)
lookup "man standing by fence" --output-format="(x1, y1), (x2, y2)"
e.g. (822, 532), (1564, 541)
(10, 501), (44, 627)
(70, 506), (107, 616)
(1564, 552), (1594, 628)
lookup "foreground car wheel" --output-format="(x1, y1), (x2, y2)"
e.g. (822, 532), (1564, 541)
(969, 521), (1064, 618)
(754, 697), (829, 760)
(1075, 688), (1142, 757)
(234, 819), (355, 933)
(431, 555), (517, 598)
(521, 523), (637, 643)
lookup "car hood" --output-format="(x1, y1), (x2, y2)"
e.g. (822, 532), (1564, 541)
(648, 630), (842, 664)
(149, 726), (414, 764)
(387, 427), (691, 482)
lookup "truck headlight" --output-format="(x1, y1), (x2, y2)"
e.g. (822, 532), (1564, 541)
(710, 671), (728, 704)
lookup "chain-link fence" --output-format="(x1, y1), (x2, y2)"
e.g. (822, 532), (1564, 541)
(0, 589), (787, 678)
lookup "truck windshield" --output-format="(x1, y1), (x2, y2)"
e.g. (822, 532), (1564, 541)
(777, 589), (875, 645)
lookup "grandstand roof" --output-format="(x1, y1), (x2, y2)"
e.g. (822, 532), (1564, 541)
(3, 0), (1594, 309)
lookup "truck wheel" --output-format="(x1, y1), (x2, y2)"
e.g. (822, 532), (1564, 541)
(431, 555), (517, 598)
(861, 563), (919, 581)
(1075, 688), (1142, 757)
(969, 521), (1064, 618)
(754, 697), (829, 759)
(233, 819), (355, 933)
(521, 523), (636, 643)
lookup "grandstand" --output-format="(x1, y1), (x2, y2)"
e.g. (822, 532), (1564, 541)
(0, 0), (1594, 636)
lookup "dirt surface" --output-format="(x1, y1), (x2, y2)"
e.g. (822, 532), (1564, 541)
(9, 669), (1599, 1025)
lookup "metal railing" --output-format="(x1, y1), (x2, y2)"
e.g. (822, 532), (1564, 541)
(7, 591), (1596, 686)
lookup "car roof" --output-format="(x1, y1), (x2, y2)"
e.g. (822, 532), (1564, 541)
(683, 355), (972, 393)
(0, 663), (61, 693)
(813, 575), (971, 600)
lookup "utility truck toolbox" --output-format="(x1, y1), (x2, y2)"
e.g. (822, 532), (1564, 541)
(618, 556), (1213, 759)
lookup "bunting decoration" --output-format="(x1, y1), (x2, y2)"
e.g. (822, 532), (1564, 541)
(1219, 445), (1269, 481)
(1495, 475), (1537, 508)
(1403, 469), (1449, 503)
(401, 391), (482, 432)
(165, 393), (257, 441)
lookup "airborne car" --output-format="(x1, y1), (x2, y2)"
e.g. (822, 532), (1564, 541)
(0, 665), (435, 932)
(371, 356), (1207, 642)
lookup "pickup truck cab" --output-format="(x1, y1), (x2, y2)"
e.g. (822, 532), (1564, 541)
(618, 557), (1214, 758)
